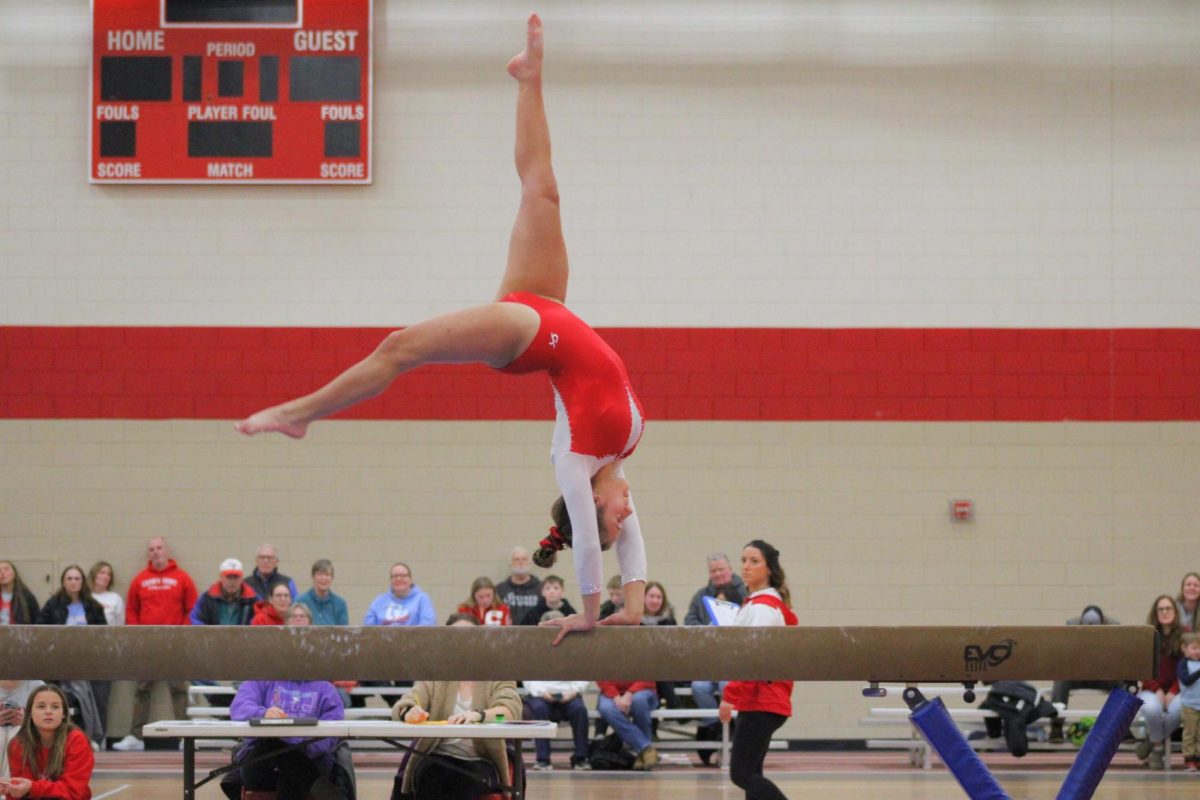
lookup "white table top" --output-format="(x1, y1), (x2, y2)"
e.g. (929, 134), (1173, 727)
(144, 719), (558, 739)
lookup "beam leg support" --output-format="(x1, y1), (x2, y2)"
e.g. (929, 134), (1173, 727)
(907, 690), (1010, 800)
(1055, 688), (1142, 800)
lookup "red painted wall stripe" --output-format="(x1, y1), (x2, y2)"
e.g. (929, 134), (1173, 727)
(2, 327), (1198, 421)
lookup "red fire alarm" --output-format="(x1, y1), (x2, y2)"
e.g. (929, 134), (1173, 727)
(950, 499), (974, 521)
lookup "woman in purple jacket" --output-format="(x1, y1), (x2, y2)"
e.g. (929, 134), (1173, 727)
(229, 611), (345, 800)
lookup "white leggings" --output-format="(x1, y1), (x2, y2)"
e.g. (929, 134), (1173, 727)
(1138, 690), (1182, 742)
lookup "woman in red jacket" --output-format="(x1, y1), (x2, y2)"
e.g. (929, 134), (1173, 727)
(719, 540), (796, 800)
(1, 685), (93, 800)
(251, 584), (293, 626)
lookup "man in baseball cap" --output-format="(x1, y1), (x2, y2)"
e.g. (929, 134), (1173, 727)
(191, 558), (256, 626)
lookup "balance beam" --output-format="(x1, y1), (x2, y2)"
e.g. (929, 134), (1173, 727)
(0, 625), (1154, 683)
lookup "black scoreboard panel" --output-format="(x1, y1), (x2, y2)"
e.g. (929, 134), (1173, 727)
(100, 57), (173, 101)
(288, 56), (361, 101)
(165, 0), (299, 24)
(188, 121), (273, 157)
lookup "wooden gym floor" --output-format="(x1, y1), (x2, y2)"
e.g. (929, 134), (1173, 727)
(92, 751), (1200, 799)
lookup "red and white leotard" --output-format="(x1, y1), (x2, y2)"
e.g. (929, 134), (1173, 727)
(498, 291), (647, 596)
(499, 291), (644, 461)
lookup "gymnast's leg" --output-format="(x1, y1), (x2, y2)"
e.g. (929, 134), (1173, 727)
(494, 13), (570, 304)
(237, 16), (558, 439)
(236, 302), (537, 437)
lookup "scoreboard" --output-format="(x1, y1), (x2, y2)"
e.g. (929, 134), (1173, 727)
(90, 0), (372, 184)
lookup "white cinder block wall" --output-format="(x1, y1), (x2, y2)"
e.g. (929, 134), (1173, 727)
(2, 1), (1199, 739)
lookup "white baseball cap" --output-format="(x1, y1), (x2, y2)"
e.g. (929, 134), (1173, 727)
(219, 558), (244, 577)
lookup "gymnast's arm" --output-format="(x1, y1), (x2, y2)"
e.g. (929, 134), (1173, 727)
(600, 487), (646, 627)
(540, 453), (604, 643)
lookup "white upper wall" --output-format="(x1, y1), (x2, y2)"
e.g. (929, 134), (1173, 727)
(1, 0), (1198, 327)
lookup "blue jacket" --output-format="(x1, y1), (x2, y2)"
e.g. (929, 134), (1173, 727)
(230, 680), (344, 766)
(190, 581), (257, 625)
(363, 587), (435, 626)
(1177, 659), (1200, 709)
(296, 588), (349, 626)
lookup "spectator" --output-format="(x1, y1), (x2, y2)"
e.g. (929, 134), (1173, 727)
(37, 566), (107, 746)
(641, 582), (676, 626)
(188, 559), (256, 711)
(85, 563), (123, 627)
(1136, 594), (1184, 770)
(297, 560), (349, 626)
(523, 677), (590, 771)
(281, 604), (358, 710)
(495, 548), (542, 626)
(229, 643), (345, 800)
(1178, 633), (1200, 771)
(252, 584), (294, 626)
(364, 564), (435, 627)
(1048, 605), (1123, 743)
(456, 577), (511, 627)
(718, 540), (798, 800)
(640, 582), (679, 710)
(684, 553), (747, 625)
(37, 566), (106, 627)
(0, 562), (40, 626)
(598, 575), (624, 621)
(520, 575), (576, 625)
(390, 615), (522, 799)
(85, 562), (123, 740)
(115, 537), (197, 752)
(1, 684), (94, 800)
(191, 559), (256, 626)
(1178, 573), (1200, 631)
(244, 544), (299, 603)
(686, 553), (746, 747)
(1, 681), (44, 780)
(595, 680), (658, 770)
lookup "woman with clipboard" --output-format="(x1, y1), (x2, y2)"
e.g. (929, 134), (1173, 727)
(718, 541), (798, 800)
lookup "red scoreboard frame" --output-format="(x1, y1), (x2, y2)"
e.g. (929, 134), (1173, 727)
(90, 0), (372, 184)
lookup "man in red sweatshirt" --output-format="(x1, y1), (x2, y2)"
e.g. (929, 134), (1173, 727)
(112, 537), (198, 751)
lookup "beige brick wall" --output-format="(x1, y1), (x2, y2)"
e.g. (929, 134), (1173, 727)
(3, 419), (1196, 737)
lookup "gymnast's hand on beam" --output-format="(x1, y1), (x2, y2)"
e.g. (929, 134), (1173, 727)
(718, 701), (734, 724)
(596, 607), (643, 628)
(540, 612), (594, 646)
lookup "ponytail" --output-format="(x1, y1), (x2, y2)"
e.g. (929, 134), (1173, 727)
(533, 497), (573, 568)
(533, 494), (609, 567)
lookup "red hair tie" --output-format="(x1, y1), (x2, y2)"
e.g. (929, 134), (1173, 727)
(539, 526), (567, 552)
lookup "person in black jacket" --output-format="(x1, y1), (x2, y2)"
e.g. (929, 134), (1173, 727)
(191, 558), (257, 626)
(37, 565), (107, 627)
(37, 564), (108, 745)
(0, 560), (41, 625)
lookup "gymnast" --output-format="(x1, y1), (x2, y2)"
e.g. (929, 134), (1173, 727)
(236, 14), (645, 643)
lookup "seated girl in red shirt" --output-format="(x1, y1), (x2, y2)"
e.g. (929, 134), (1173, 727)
(456, 577), (512, 627)
(1, 684), (94, 800)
